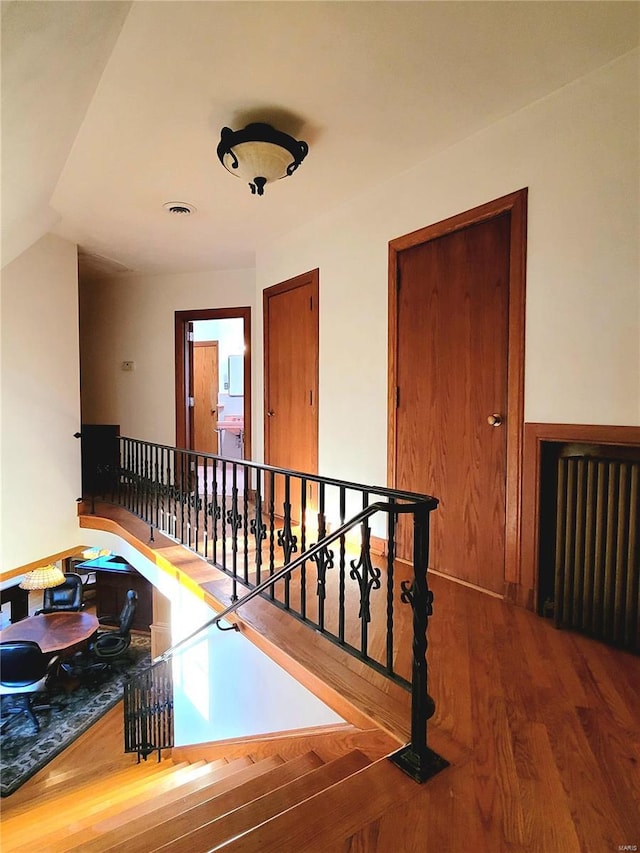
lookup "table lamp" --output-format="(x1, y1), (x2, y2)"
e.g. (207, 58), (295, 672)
(19, 564), (66, 590)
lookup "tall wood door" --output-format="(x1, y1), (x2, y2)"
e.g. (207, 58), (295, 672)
(390, 193), (526, 595)
(264, 270), (319, 516)
(193, 341), (219, 454)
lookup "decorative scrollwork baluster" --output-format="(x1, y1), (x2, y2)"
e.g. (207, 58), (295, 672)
(311, 512), (334, 601)
(226, 487), (243, 537)
(349, 523), (381, 625)
(250, 492), (267, 584)
(277, 501), (298, 566)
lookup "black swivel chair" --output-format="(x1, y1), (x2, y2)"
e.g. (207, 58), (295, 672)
(35, 573), (83, 614)
(93, 589), (138, 663)
(0, 641), (59, 733)
(61, 590), (138, 680)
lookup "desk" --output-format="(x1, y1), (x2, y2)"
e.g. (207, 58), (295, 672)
(0, 612), (99, 656)
(74, 557), (152, 632)
(0, 583), (29, 624)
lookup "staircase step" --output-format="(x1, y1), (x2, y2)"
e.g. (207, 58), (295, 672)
(0, 702), (132, 813)
(99, 752), (323, 853)
(0, 756), (176, 822)
(211, 756), (422, 852)
(30, 761), (216, 853)
(56, 757), (254, 853)
(66, 755), (285, 853)
(156, 749), (372, 853)
(0, 760), (192, 851)
(3, 755), (139, 807)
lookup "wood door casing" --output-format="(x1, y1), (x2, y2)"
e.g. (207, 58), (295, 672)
(175, 307), (251, 459)
(264, 270), (319, 515)
(193, 341), (219, 455)
(389, 190), (527, 596)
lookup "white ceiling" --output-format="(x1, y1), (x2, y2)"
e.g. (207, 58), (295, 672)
(2, 1), (638, 278)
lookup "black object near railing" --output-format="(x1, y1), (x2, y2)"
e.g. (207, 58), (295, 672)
(78, 432), (447, 782)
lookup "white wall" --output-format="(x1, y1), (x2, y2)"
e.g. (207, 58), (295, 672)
(255, 51), (640, 485)
(79, 267), (255, 446)
(1, 233), (82, 572)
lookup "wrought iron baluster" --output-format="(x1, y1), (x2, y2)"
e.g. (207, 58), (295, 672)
(349, 520), (381, 659)
(268, 471), (276, 600)
(202, 456), (209, 561)
(221, 461), (228, 574)
(338, 487), (346, 644)
(194, 454), (201, 555)
(277, 476), (298, 611)
(300, 477), (307, 620)
(243, 464), (249, 584)
(138, 441), (144, 517)
(145, 443), (152, 523)
(386, 500), (397, 675)
(166, 450), (174, 537)
(212, 458), (219, 563)
(179, 451), (186, 545)
(311, 483), (334, 633)
(226, 464), (242, 601)
(250, 470), (267, 587)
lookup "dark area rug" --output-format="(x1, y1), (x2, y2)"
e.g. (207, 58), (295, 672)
(0, 633), (151, 797)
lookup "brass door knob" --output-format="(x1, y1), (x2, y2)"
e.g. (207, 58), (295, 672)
(266, 410), (275, 417)
(487, 413), (503, 427)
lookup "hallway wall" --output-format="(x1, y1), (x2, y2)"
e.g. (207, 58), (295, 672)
(254, 51), (639, 486)
(1, 233), (82, 571)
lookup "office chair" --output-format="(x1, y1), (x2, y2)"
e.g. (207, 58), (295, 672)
(0, 641), (60, 733)
(93, 589), (138, 662)
(61, 590), (138, 681)
(35, 573), (83, 614)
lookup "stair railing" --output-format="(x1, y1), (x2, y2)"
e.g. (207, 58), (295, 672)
(81, 433), (448, 782)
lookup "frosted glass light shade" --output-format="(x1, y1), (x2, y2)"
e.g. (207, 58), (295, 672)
(217, 123), (308, 196)
(222, 141), (295, 185)
(19, 564), (66, 590)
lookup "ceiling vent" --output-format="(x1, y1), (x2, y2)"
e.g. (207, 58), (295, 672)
(163, 201), (196, 215)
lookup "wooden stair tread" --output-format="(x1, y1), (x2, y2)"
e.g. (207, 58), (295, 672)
(55, 757), (257, 853)
(156, 749), (372, 853)
(73, 755), (286, 853)
(0, 703), (133, 815)
(0, 756), (178, 821)
(0, 760), (192, 850)
(34, 759), (231, 853)
(211, 757), (424, 852)
(96, 752), (323, 853)
(171, 724), (400, 766)
(2, 755), (139, 807)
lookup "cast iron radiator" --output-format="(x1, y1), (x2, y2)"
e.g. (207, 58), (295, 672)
(553, 454), (639, 652)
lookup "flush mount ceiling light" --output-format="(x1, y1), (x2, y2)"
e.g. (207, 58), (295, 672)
(217, 122), (308, 196)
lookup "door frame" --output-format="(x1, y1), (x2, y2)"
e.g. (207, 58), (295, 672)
(175, 306), (251, 458)
(263, 269), (319, 476)
(387, 188), (527, 594)
(193, 340), (219, 455)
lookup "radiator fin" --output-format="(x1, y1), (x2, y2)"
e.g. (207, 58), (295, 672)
(553, 457), (639, 651)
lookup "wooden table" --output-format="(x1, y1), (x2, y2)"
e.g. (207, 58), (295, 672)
(0, 612), (99, 656)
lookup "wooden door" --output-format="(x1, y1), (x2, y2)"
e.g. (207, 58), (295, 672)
(193, 341), (219, 454)
(264, 270), (319, 515)
(389, 191), (526, 595)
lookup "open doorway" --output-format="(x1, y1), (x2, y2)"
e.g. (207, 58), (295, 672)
(175, 307), (251, 461)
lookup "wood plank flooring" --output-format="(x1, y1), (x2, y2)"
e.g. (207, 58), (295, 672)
(62, 504), (640, 849)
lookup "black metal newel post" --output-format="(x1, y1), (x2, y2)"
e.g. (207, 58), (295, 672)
(389, 504), (449, 782)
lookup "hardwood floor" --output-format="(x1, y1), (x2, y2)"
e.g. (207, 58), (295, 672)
(57, 505), (640, 849)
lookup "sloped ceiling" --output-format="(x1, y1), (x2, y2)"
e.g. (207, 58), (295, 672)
(2, 1), (638, 276)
